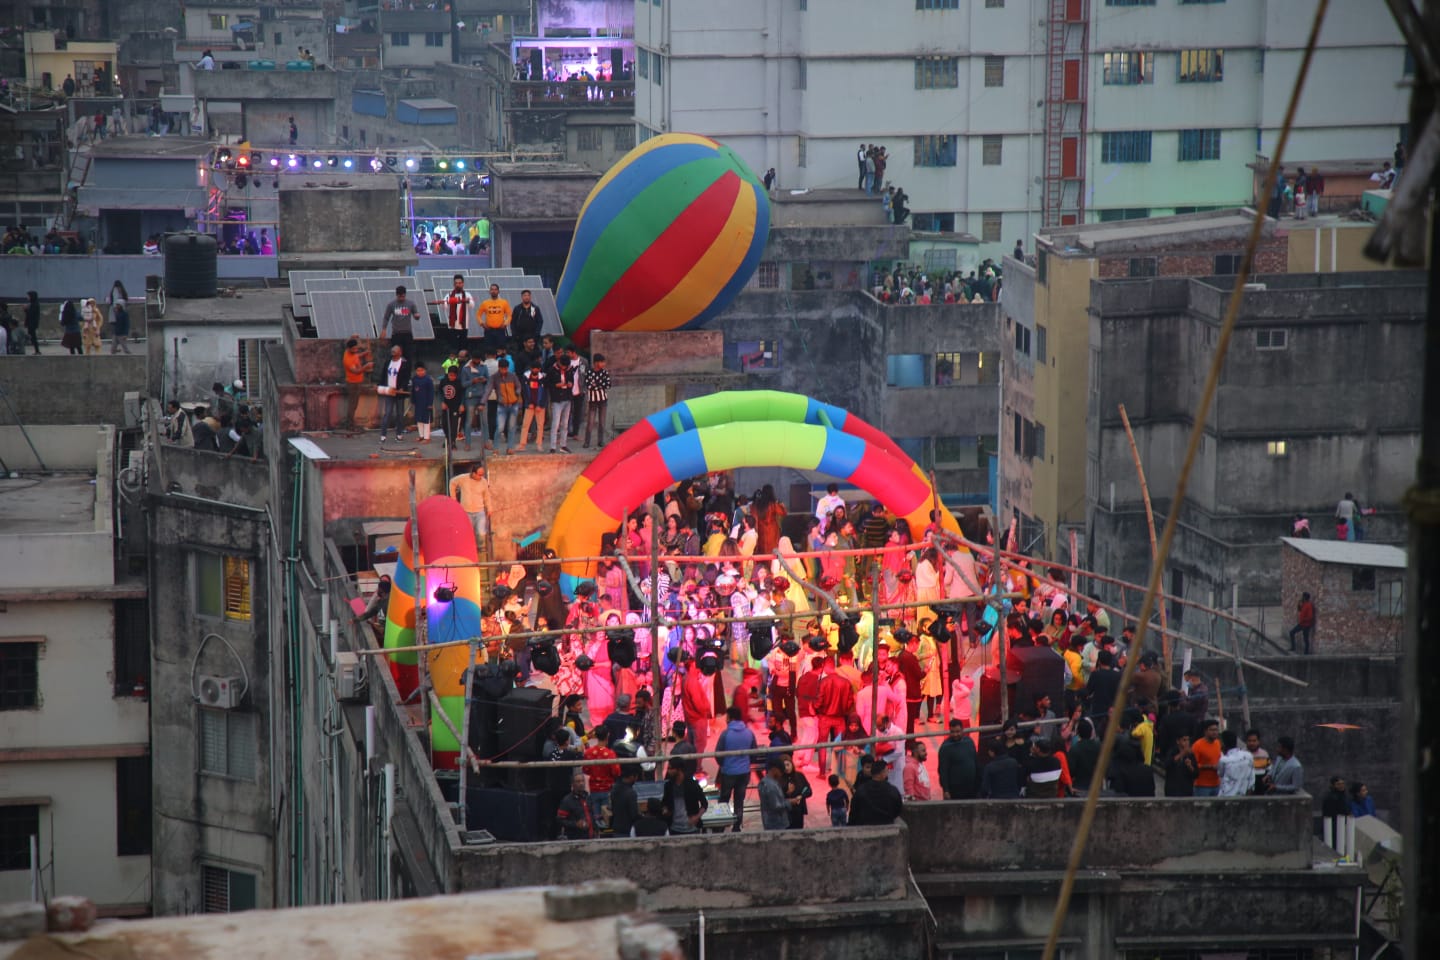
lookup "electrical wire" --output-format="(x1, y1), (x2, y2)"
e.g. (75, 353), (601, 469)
(1039, 3), (1331, 956)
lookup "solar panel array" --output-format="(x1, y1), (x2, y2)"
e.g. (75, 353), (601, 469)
(289, 270), (345, 318)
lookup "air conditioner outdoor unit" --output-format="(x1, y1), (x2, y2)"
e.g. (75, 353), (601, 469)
(334, 652), (366, 701)
(197, 674), (243, 708)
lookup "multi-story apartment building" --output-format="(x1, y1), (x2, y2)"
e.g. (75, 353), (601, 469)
(634, 0), (1407, 258)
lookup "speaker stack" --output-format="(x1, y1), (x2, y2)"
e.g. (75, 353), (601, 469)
(464, 671), (556, 840)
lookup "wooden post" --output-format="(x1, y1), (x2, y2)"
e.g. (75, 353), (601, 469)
(649, 505), (665, 760)
(870, 567), (882, 740)
(1118, 403), (1171, 679)
(409, 470), (430, 764)
(990, 509), (1008, 724)
(1231, 584), (1252, 730)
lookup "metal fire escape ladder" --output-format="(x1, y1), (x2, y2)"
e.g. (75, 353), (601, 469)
(1042, 0), (1090, 227)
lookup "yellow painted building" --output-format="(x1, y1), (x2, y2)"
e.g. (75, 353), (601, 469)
(22, 31), (118, 96)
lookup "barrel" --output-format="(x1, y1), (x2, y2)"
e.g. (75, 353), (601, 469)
(164, 232), (218, 299)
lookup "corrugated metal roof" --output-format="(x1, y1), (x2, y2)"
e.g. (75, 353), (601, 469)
(1279, 537), (1407, 569)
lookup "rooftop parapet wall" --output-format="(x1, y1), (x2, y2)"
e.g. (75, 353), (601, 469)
(905, 796), (1314, 874)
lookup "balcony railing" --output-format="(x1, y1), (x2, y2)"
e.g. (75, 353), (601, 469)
(507, 80), (634, 110)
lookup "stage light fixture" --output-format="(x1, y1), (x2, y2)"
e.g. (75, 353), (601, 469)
(269, 156), (281, 168)
(234, 173), (248, 188)
(437, 159), (449, 170)
(528, 637), (560, 676)
(385, 155), (397, 167)
(287, 154), (300, 168)
(236, 154), (250, 168)
(369, 158), (384, 172)
(433, 583), (456, 603)
(311, 158), (323, 168)
(780, 638), (801, 657)
(342, 157), (354, 169)
(575, 654), (594, 672)
(835, 616), (860, 655)
(454, 159), (465, 170)
(607, 628), (637, 669)
(326, 155), (339, 167)
(216, 148), (232, 163)
(747, 619), (776, 661)
(272, 178), (279, 188)
(405, 157), (417, 170)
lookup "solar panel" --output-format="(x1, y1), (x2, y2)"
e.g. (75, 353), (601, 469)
(368, 290), (435, 340)
(287, 270), (345, 317)
(471, 267), (524, 278)
(359, 276), (410, 295)
(310, 290), (374, 340)
(345, 269), (402, 278)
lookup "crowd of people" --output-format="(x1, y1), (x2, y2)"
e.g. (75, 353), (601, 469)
(341, 277), (612, 452)
(360, 462), (1340, 839)
(161, 380), (264, 459)
(2, 226), (89, 256)
(874, 258), (1005, 305)
(0, 283), (132, 355)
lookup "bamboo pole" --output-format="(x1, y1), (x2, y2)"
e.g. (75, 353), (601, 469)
(1118, 403), (1171, 680)
(408, 470), (431, 764)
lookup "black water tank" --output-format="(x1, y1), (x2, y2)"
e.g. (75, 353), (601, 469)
(164, 232), (218, 299)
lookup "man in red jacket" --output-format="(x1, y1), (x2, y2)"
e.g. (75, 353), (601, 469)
(582, 726), (622, 831)
(795, 655), (824, 769)
(682, 663), (718, 774)
(815, 661), (855, 777)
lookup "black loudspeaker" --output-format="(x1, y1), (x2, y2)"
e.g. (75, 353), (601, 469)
(467, 787), (544, 841)
(1008, 646), (1068, 724)
(467, 665), (511, 761)
(610, 48), (623, 78)
(529, 49), (543, 81)
(978, 667), (1013, 727)
(495, 687), (554, 762)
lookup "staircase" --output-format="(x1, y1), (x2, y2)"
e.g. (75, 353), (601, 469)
(52, 142), (93, 232)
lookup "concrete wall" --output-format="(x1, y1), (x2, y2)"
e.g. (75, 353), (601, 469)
(457, 824), (910, 910)
(146, 493), (274, 915)
(147, 322), (280, 402)
(0, 255), (276, 302)
(906, 796), (1313, 874)
(279, 178), (405, 253)
(0, 426), (115, 589)
(0, 355), (146, 426)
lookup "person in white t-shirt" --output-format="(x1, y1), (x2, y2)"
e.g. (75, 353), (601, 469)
(815, 483), (845, 534)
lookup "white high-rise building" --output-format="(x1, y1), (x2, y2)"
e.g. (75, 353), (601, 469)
(634, 0), (1407, 257)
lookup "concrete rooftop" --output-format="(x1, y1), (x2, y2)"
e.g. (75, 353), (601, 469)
(1280, 536), (1407, 569)
(88, 136), (215, 160)
(293, 430), (598, 467)
(1042, 208), (1263, 255)
(159, 288), (292, 325)
(0, 474), (97, 535)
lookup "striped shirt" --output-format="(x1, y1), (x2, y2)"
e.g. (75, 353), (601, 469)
(585, 368), (611, 403)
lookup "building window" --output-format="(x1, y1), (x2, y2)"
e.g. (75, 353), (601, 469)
(195, 554), (252, 622)
(1106, 0), (1155, 5)
(984, 56), (1005, 87)
(390, 32), (410, 47)
(912, 212), (956, 232)
(1179, 128), (1222, 161)
(934, 435), (980, 468)
(424, 32), (445, 47)
(982, 135), (1003, 165)
(576, 127), (602, 151)
(886, 354), (933, 388)
(113, 599), (149, 697)
(0, 805), (40, 870)
(614, 125), (636, 151)
(202, 865), (258, 913)
(1128, 257), (1158, 277)
(638, 49), (649, 79)
(916, 0), (960, 8)
(1352, 567), (1377, 591)
(935, 352), (998, 386)
(200, 708), (257, 781)
(795, 59), (807, 90)
(914, 135), (958, 167)
(923, 248), (958, 272)
(1180, 0), (1225, 3)
(209, 14), (229, 30)
(116, 756), (152, 856)
(1101, 131), (1152, 163)
(0, 641), (40, 710)
(1379, 579), (1404, 616)
(1404, 48), (1416, 77)
(1214, 253), (1243, 274)
(1255, 328), (1288, 350)
(736, 339), (780, 372)
(1097, 207), (1151, 221)
(1036, 324), (1048, 363)
(797, 136), (807, 167)
(654, 54), (664, 86)
(756, 262), (780, 289)
(1178, 48), (1224, 82)
(1014, 323), (1032, 356)
(1265, 440), (1288, 457)
(1015, 416), (1043, 459)
(986, 0), (1005, 6)
(915, 56), (959, 89)
(982, 211), (1003, 242)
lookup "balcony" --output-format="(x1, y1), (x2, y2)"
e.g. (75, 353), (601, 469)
(507, 80), (633, 111)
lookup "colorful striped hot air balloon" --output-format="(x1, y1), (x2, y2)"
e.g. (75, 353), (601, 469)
(557, 133), (770, 347)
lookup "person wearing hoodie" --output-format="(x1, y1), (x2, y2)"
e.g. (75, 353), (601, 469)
(714, 705), (757, 832)
(1217, 729), (1257, 796)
